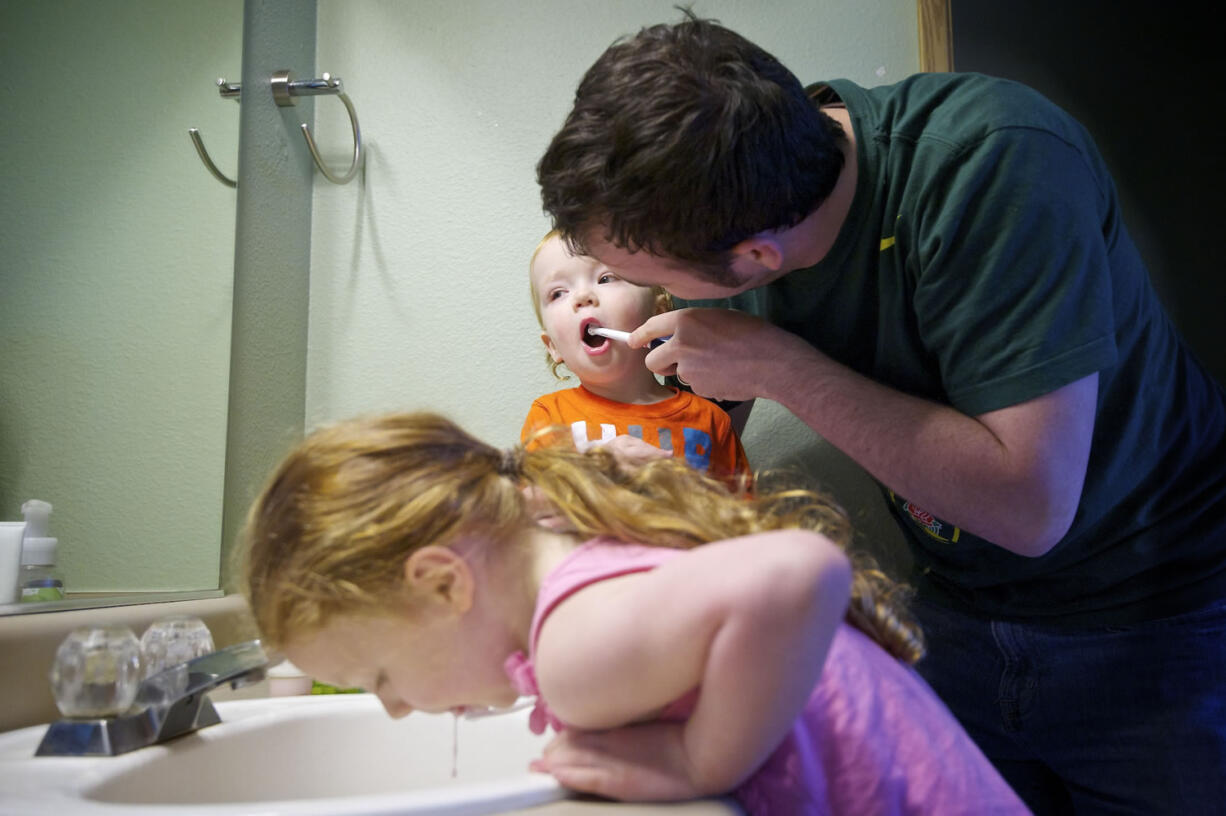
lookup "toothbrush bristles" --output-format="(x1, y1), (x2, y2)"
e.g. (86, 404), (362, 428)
(589, 327), (631, 343)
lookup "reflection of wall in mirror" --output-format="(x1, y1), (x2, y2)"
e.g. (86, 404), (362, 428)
(0, 0), (243, 596)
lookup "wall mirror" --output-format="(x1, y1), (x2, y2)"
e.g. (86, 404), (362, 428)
(0, 0), (244, 612)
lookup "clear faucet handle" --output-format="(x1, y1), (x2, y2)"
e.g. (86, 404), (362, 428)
(48, 625), (142, 718)
(139, 615), (215, 679)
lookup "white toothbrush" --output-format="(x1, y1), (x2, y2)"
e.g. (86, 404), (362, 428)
(587, 326), (632, 343)
(587, 326), (669, 348)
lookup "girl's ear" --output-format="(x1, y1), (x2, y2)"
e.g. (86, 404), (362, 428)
(541, 332), (564, 364)
(652, 289), (674, 316)
(402, 546), (474, 614)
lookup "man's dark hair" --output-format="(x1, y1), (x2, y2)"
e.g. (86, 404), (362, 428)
(538, 11), (845, 264)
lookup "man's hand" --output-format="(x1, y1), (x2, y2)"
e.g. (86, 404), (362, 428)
(532, 722), (707, 802)
(632, 308), (808, 402)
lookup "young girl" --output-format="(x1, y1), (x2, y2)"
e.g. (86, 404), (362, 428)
(525, 230), (751, 484)
(241, 412), (1029, 814)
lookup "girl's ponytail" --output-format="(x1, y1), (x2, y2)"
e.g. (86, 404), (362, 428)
(845, 560), (925, 665)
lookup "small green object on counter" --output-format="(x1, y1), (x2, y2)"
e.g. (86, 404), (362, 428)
(311, 680), (364, 694)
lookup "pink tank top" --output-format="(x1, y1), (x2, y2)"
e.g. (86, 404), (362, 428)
(503, 539), (1030, 815)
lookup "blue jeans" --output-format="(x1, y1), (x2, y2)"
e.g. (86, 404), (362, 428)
(912, 597), (1226, 815)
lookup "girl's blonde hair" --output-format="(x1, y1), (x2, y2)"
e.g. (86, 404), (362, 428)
(241, 412), (924, 664)
(529, 229), (672, 380)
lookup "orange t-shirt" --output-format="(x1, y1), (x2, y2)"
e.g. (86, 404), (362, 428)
(521, 386), (751, 483)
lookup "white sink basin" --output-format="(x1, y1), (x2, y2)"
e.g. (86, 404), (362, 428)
(0, 693), (565, 815)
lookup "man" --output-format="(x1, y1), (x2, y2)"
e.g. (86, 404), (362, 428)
(538, 13), (1226, 814)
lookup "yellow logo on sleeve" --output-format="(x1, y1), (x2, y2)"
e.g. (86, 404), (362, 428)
(880, 214), (901, 251)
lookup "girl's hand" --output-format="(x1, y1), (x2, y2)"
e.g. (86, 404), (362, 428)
(532, 722), (707, 802)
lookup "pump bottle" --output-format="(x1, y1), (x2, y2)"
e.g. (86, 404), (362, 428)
(20, 499), (64, 602)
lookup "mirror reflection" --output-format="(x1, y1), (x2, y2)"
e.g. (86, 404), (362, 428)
(0, 0), (243, 609)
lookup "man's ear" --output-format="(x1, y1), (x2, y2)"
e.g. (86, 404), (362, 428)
(541, 332), (564, 364)
(402, 546), (474, 613)
(730, 234), (784, 272)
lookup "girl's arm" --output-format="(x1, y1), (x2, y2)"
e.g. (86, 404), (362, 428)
(531, 529), (852, 799)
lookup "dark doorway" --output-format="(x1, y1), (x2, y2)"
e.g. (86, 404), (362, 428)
(951, 0), (1225, 385)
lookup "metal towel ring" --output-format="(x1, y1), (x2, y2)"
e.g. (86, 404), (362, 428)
(188, 78), (242, 188)
(188, 127), (237, 188)
(272, 70), (363, 185)
(189, 72), (363, 187)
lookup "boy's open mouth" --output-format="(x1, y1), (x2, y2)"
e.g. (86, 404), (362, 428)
(581, 321), (608, 349)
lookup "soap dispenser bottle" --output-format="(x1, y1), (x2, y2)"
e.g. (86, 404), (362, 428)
(20, 499), (64, 602)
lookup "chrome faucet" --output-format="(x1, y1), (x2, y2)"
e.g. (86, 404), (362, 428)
(36, 640), (269, 757)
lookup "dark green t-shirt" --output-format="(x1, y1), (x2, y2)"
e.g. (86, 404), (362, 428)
(687, 73), (1226, 624)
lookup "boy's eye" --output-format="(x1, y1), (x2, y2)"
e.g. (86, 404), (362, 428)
(546, 288), (565, 301)
(597, 273), (617, 284)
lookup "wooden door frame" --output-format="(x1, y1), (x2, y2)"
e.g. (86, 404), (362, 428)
(917, 0), (954, 72)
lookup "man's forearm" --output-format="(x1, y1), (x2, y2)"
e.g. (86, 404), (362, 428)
(762, 344), (1093, 555)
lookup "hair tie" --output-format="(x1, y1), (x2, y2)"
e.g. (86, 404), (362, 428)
(497, 448), (522, 477)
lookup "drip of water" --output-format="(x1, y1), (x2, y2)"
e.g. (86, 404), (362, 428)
(451, 711), (459, 779)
